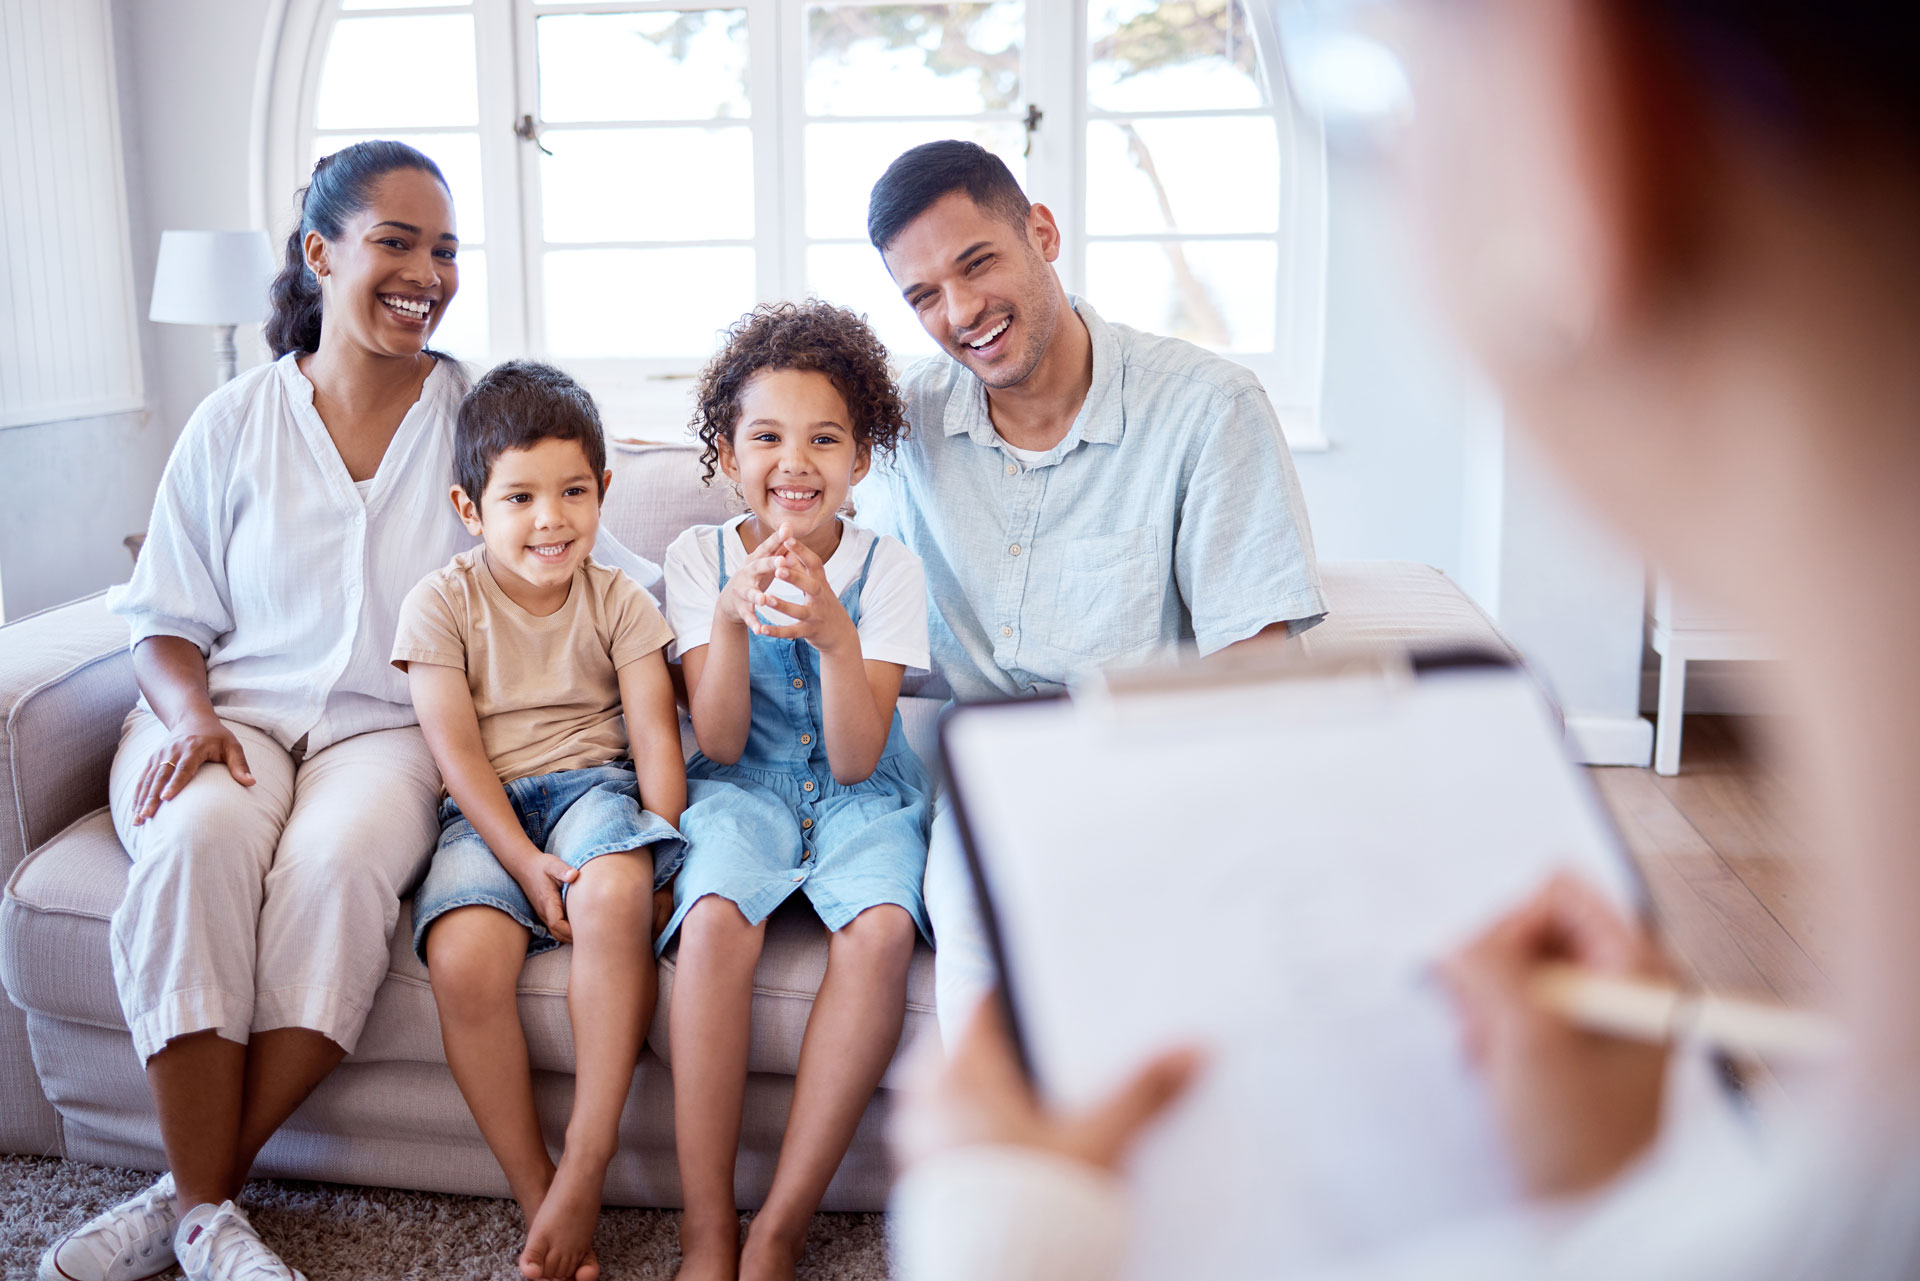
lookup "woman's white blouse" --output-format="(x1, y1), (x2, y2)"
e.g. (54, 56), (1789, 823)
(106, 352), (659, 756)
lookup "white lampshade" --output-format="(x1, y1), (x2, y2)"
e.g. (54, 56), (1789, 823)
(148, 229), (276, 325)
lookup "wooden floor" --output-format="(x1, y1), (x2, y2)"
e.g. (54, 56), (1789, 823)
(1587, 715), (1830, 1010)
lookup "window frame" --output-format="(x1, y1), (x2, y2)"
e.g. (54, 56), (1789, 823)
(256, 0), (1327, 447)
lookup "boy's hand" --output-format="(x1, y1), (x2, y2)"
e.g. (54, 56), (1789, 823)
(753, 539), (858, 654)
(504, 847), (580, 945)
(715, 523), (790, 635)
(653, 884), (675, 940)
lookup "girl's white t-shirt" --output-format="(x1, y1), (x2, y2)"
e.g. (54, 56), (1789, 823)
(663, 514), (930, 673)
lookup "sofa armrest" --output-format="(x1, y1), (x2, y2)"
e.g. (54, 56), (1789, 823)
(0, 593), (135, 887)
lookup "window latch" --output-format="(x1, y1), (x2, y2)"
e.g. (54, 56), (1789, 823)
(514, 114), (553, 157)
(1023, 102), (1044, 157)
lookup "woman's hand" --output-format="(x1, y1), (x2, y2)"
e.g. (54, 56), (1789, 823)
(714, 524), (792, 636)
(893, 996), (1203, 1174)
(131, 711), (256, 825)
(752, 538), (859, 655)
(1439, 871), (1672, 1198)
(502, 847), (580, 945)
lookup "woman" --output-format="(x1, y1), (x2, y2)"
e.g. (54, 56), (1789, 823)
(888, 1), (1920, 1277)
(38, 142), (653, 1281)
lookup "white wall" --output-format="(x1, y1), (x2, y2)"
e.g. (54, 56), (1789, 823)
(1302, 151), (1650, 765)
(117, 0), (274, 453)
(1294, 156), (1470, 577)
(0, 0), (270, 620)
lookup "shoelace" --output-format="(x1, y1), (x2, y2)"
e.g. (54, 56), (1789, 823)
(61, 1181), (175, 1268)
(176, 1203), (288, 1281)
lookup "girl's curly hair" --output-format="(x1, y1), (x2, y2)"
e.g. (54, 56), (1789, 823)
(691, 299), (909, 485)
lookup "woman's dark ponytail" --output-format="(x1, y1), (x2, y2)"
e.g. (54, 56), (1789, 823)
(263, 141), (450, 360)
(265, 212), (323, 359)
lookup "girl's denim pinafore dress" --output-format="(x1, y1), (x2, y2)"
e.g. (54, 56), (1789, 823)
(658, 523), (933, 952)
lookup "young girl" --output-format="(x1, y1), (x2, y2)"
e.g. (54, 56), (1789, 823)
(659, 300), (931, 1281)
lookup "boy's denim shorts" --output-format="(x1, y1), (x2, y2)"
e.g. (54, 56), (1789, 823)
(411, 761), (685, 964)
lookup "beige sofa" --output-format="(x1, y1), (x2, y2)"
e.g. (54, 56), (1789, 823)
(0, 442), (1514, 1210)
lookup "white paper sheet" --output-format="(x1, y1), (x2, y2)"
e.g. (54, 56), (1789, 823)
(941, 665), (1641, 1279)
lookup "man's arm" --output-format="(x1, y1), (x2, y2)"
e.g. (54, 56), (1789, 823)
(1216, 621), (1297, 658)
(1175, 386), (1327, 655)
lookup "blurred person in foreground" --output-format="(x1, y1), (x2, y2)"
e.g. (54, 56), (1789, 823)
(886, 0), (1920, 1277)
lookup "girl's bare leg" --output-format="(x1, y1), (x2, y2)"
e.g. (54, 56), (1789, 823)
(426, 907), (556, 1248)
(740, 905), (915, 1281)
(524, 849), (656, 1281)
(671, 895), (767, 1281)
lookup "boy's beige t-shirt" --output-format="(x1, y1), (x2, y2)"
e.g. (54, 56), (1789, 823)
(392, 546), (674, 785)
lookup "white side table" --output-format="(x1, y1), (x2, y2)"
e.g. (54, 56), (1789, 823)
(1648, 577), (1770, 775)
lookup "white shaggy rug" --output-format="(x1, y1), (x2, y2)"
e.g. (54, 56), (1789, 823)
(1, 1156), (891, 1280)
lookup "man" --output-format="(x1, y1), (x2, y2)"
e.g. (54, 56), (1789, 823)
(861, 140), (1326, 1040)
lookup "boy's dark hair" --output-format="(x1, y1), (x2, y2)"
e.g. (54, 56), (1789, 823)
(455, 360), (607, 504)
(866, 139), (1032, 253)
(691, 300), (909, 486)
(268, 140), (451, 359)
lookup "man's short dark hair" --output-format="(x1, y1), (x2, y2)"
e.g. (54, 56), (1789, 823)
(866, 139), (1032, 253)
(455, 360), (607, 504)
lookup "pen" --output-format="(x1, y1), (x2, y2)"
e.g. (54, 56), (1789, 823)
(1531, 963), (1842, 1060)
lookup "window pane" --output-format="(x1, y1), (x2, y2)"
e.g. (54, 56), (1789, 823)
(806, 3), (1022, 116)
(539, 128), (753, 244)
(429, 248), (488, 363)
(538, 11), (749, 123)
(312, 132), (486, 244)
(1088, 0), (1266, 113)
(544, 248), (755, 359)
(340, 0), (464, 8)
(806, 243), (938, 362)
(806, 121), (1024, 240)
(315, 16), (478, 129)
(1086, 117), (1277, 236)
(1085, 240), (1275, 352)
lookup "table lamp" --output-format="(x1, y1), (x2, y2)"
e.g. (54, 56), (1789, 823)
(148, 229), (277, 384)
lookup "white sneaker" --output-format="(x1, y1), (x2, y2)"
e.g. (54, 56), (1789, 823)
(174, 1202), (306, 1281)
(38, 1172), (178, 1281)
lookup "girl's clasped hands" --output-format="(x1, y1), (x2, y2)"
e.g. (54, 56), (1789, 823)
(721, 522), (860, 655)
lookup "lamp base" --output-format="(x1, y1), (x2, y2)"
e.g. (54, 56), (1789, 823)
(213, 324), (238, 383)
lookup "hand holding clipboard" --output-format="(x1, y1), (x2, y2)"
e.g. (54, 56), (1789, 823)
(934, 646), (1803, 1277)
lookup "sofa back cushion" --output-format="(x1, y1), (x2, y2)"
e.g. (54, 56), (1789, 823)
(603, 444), (742, 572)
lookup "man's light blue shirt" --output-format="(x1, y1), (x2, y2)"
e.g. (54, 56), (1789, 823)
(859, 296), (1326, 703)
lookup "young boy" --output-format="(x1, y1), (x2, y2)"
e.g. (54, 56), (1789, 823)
(393, 360), (686, 1281)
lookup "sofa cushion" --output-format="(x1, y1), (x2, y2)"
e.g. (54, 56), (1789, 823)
(1308, 562), (1514, 661)
(604, 443), (741, 571)
(3, 809), (938, 1087)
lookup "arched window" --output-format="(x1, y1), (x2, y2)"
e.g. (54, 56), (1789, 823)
(258, 0), (1326, 446)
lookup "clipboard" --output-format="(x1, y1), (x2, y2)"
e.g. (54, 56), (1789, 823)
(935, 645), (1659, 1277)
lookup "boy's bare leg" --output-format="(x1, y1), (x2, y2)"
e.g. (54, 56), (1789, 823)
(524, 849), (656, 1281)
(671, 895), (768, 1281)
(740, 905), (915, 1281)
(426, 907), (555, 1235)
